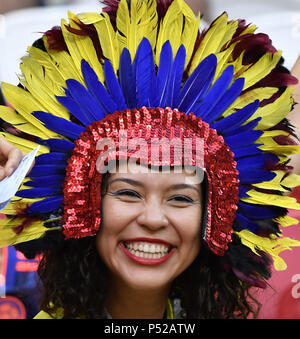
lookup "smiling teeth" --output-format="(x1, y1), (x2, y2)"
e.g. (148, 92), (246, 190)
(124, 242), (170, 259)
(130, 251), (165, 259)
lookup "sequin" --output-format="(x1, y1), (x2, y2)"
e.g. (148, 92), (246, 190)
(63, 107), (239, 256)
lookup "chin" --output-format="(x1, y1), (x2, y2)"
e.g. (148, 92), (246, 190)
(121, 272), (173, 292)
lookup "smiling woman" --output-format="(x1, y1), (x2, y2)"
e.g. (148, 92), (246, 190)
(96, 165), (203, 318)
(0, 0), (300, 319)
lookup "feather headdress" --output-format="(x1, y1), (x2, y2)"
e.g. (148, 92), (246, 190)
(1, 0), (300, 287)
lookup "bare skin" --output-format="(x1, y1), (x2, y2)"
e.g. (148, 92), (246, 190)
(0, 137), (25, 180)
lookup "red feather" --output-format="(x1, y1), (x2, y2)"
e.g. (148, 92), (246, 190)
(45, 26), (68, 52)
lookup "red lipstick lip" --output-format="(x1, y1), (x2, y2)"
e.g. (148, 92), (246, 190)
(120, 242), (175, 266)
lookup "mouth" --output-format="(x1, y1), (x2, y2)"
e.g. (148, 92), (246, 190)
(120, 238), (175, 265)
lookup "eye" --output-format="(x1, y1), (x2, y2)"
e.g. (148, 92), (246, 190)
(169, 195), (194, 203)
(111, 190), (140, 198)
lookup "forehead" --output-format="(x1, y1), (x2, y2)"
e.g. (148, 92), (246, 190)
(107, 162), (204, 186)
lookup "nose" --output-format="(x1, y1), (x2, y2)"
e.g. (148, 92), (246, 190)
(136, 198), (169, 231)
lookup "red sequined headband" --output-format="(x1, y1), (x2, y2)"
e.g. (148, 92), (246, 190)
(63, 107), (239, 256)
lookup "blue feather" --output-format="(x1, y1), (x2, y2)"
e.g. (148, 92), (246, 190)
(235, 213), (259, 233)
(222, 117), (261, 137)
(150, 41), (173, 107)
(24, 175), (65, 187)
(201, 78), (245, 124)
(164, 45), (186, 108)
(224, 129), (263, 149)
(238, 202), (279, 219)
(56, 94), (93, 126)
(133, 38), (156, 108)
(104, 59), (127, 110)
(66, 79), (107, 121)
(33, 111), (85, 140)
(178, 54), (217, 114)
(238, 169), (276, 184)
(28, 196), (64, 215)
(16, 187), (62, 198)
(119, 48), (137, 108)
(237, 153), (279, 171)
(29, 164), (66, 177)
(37, 138), (74, 153)
(193, 65), (234, 118)
(232, 144), (263, 159)
(210, 100), (260, 132)
(35, 152), (69, 165)
(81, 60), (117, 115)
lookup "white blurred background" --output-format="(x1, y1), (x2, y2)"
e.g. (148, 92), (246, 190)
(0, 0), (104, 85)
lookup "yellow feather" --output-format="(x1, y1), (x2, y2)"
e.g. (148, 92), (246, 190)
(235, 229), (300, 271)
(212, 43), (237, 82)
(41, 37), (84, 85)
(0, 132), (49, 154)
(61, 17), (83, 73)
(218, 20), (238, 50)
(22, 50), (66, 95)
(240, 24), (257, 36)
(222, 87), (278, 117)
(189, 12), (228, 74)
(0, 106), (27, 125)
(275, 215), (299, 227)
(27, 45), (65, 87)
(210, 22), (256, 82)
(255, 129), (300, 155)
(277, 155), (290, 164)
(0, 217), (60, 248)
(143, 0), (159, 50)
(253, 86), (294, 130)
(0, 106), (48, 137)
(79, 12), (120, 72)
(117, 0), (158, 61)
(19, 56), (70, 120)
(116, 0), (131, 53)
(231, 50), (249, 79)
(281, 173), (300, 188)
(180, 3), (201, 68)
(155, 0), (184, 65)
(241, 189), (300, 209)
(1, 83), (58, 139)
(67, 12), (104, 83)
(259, 144), (300, 155)
(242, 50), (282, 90)
(259, 130), (290, 138)
(76, 12), (103, 24)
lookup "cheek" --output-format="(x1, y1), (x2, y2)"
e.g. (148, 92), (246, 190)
(95, 198), (137, 260)
(95, 199), (121, 261)
(101, 196), (140, 226)
(173, 208), (202, 256)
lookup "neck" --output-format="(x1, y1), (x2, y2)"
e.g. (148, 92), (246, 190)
(105, 279), (171, 319)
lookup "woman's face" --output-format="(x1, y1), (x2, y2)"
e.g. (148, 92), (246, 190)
(96, 163), (203, 292)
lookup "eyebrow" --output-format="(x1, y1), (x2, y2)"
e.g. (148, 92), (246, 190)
(109, 178), (201, 195)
